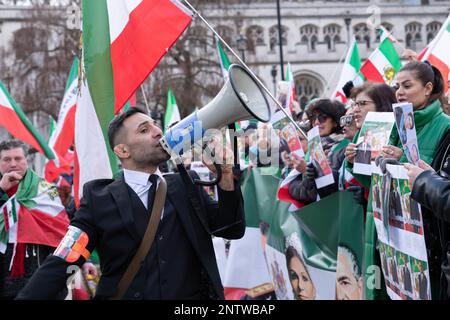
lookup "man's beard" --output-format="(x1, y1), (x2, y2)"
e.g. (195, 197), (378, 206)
(133, 146), (170, 167)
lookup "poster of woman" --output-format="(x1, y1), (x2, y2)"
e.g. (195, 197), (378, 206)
(308, 126), (334, 188)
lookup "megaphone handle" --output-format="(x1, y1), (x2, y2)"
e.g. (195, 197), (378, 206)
(193, 163), (222, 187)
(228, 123), (239, 168)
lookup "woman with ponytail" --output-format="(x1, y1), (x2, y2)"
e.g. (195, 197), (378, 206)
(385, 61), (450, 300)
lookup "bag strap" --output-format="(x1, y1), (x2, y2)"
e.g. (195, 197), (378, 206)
(111, 177), (167, 300)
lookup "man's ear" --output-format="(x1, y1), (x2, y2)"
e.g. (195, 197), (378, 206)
(113, 143), (130, 160)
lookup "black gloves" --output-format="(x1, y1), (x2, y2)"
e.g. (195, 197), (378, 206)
(305, 163), (317, 180)
(347, 185), (367, 206)
(342, 81), (354, 98)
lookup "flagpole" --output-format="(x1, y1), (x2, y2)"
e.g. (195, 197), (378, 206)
(322, 45), (348, 98)
(140, 85), (151, 115)
(182, 0), (307, 139)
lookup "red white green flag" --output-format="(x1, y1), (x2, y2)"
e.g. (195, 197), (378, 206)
(107, 0), (193, 114)
(358, 27), (402, 85)
(44, 57), (79, 182)
(332, 38), (361, 103)
(421, 14), (450, 92)
(285, 63), (296, 112)
(0, 170), (69, 252)
(0, 82), (55, 160)
(74, 0), (192, 204)
(164, 88), (181, 133)
(216, 37), (232, 79)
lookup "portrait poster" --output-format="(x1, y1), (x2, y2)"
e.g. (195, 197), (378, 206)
(266, 191), (363, 300)
(371, 164), (430, 300)
(393, 102), (420, 165)
(307, 126), (333, 188)
(275, 80), (292, 111)
(271, 110), (305, 158)
(354, 112), (395, 176)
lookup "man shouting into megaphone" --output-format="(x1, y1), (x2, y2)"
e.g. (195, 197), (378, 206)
(18, 107), (245, 300)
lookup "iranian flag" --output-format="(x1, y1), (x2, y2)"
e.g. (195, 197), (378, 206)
(74, 0), (192, 203)
(0, 81), (55, 160)
(44, 57), (79, 183)
(359, 27), (402, 84)
(107, 0), (193, 113)
(332, 38), (362, 103)
(421, 14), (450, 92)
(277, 169), (305, 210)
(285, 63), (296, 112)
(0, 170), (69, 252)
(223, 168), (277, 300)
(163, 88), (181, 133)
(217, 37), (232, 79)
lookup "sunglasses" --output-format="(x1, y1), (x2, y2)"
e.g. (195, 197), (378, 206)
(340, 115), (354, 127)
(311, 113), (329, 124)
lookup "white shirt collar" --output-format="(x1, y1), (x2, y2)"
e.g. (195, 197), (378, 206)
(123, 168), (162, 186)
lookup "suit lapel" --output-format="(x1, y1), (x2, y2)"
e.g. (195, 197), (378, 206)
(164, 174), (201, 251)
(108, 178), (141, 243)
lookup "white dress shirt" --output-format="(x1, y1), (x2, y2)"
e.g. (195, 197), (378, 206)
(123, 168), (163, 213)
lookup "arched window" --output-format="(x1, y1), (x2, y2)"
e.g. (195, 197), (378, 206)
(189, 26), (208, 52)
(246, 25), (265, 52)
(426, 21), (441, 43)
(376, 22), (394, 42)
(269, 25), (288, 51)
(295, 74), (324, 109)
(217, 25), (234, 46)
(300, 24), (319, 52)
(323, 24), (341, 51)
(353, 23), (371, 49)
(405, 22), (422, 51)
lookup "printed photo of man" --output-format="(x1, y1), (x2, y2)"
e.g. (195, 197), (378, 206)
(335, 245), (363, 300)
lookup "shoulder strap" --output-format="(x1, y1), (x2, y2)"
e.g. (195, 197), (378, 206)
(111, 177), (167, 300)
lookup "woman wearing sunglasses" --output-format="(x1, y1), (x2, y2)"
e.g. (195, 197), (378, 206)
(288, 99), (347, 205)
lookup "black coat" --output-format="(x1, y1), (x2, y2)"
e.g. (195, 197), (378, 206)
(16, 171), (245, 300)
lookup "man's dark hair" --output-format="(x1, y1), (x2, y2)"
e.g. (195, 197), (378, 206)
(108, 107), (147, 149)
(0, 139), (28, 158)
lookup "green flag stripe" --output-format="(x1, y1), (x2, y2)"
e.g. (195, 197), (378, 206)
(0, 81), (55, 160)
(65, 56), (79, 92)
(447, 21), (450, 33)
(216, 38), (231, 71)
(379, 38), (402, 72)
(164, 88), (176, 133)
(82, 0), (118, 173)
(350, 41), (362, 71)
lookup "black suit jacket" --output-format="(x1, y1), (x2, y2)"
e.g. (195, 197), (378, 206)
(17, 171), (245, 300)
(355, 142), (372, 164)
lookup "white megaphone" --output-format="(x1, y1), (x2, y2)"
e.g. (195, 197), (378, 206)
(159, 64), (271, 158)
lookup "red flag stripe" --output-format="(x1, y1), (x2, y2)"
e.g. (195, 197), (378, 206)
(51, 105), (76, 157)
(3, 206), (10, 232)
(359, 60), (385, 83)
(0, 106), (45, 154)
(17, 206), (68, 247)
(109, 0), (192, 114)
(427, 53), (449, 92)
